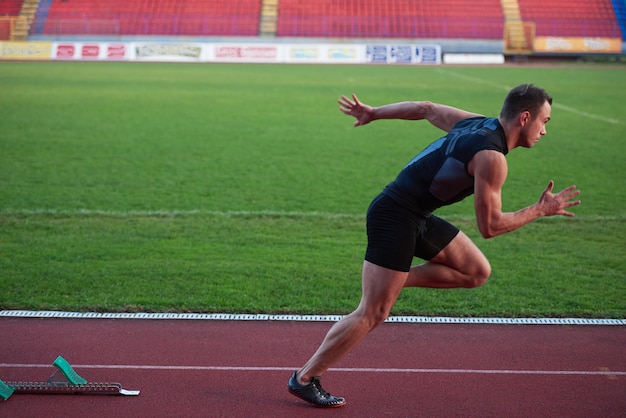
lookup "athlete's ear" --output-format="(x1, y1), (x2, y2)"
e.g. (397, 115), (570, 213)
(520, 111), (531, 127)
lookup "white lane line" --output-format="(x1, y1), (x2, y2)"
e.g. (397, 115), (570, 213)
(552, 102), (621, 125)
(436, 69), (622, 125)
(1, 363), (624, 376)
(436, 69), (512, 91)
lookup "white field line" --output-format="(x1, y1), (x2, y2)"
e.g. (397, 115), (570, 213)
(0, 208), (365, 220)
(436, 69), (622, 125)
(0, 208), (623, 222)
(554, 102), (621, 124)
(0, 363), (624, 377)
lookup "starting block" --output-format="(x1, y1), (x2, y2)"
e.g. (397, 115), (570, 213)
(1, 356), (139, 401)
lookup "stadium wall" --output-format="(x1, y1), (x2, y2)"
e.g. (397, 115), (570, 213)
(3, 38), (625, 64)
(3, 35), (624, 64)
(0, 39), (449, 64)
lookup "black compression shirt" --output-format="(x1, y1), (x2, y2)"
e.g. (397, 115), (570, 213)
(382, 117), (508, 216)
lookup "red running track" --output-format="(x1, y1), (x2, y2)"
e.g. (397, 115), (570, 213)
(0, 318), (624, 417)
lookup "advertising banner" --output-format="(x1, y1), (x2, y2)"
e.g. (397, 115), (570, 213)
(323, 45), (361, 63)
(53, 42), (129, 60)
(365, 44), (441, 64)
(212, 44), (279, 63)
(132, 43), (207, 62)
(284, 44), (362, 64)
(0, 41), (52, 60)
(2, 41), (445, 65)
(443, 53), (505, 64)
(534, 37), (621, 54)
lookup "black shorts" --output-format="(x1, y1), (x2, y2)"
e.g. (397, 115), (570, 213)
(365, 193), (460, 272)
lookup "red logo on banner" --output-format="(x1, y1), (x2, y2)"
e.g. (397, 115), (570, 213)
(81, 45), (99, 58)
(107, 44), (126, 59)
(216, 47), (242, 58)
(56, 44), (75, 58)
(216, 46), (277, 59)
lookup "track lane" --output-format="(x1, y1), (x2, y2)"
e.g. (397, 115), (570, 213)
(1, 318), (624, 417)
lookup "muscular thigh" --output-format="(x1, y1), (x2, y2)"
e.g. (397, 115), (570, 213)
(429, 230), (490, 277)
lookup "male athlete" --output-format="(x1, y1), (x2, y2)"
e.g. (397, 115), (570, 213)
(288, 84), (581, 407)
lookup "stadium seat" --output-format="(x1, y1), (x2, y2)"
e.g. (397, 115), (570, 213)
(33, 0), (624, 40)
(276, 0), (504, 39)
(39, 0), (261, 36)
(517, 0), (621, 38)
(0, 0), (23, 17)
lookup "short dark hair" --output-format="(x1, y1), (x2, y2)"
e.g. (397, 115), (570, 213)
(499, 84), (552, 121)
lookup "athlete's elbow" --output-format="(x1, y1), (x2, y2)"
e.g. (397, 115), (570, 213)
(477, 222), (503, 239)
(476, 212), (508, 239)
(411, 101), (433, 120)
(477, 221), (494, 239)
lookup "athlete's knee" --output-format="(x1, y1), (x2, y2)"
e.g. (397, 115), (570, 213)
(359, 261), (405, 326)
(464, 258), (491, 288)
(355, 302), (392, 329)
(370, 305), (392, 326)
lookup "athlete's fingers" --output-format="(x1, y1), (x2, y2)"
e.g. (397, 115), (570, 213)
(543, 180), (555, 195)
(560, 198), (581, 216)
(338, 95), (352, 108)
(559, 185), (580, 200)
(556, 185), (581, 217)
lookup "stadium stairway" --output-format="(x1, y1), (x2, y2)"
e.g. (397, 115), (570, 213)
(12, 0), (40, 40)
(0, 0), (38, 41)
(0, 0), (20, 40)
(501, 0), (540, 56)
(259, 0), (279, 37)
(500, 0), (530, 51)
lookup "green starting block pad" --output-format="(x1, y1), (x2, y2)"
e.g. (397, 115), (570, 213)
(1, 356), (139, 400)
(52, 356), (88, 385)
(0, 379), (14, 401)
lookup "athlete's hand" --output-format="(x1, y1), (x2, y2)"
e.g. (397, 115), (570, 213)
(538, 181), (581, 217)
(339, 94), (374, 127)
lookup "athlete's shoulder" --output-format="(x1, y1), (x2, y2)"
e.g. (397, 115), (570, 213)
(449, 116), (488, 131)
(450, 117), (507, 155)
(453, 116), (498, 129)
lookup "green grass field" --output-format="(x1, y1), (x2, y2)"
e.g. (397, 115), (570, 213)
(0, 61), (624, 317)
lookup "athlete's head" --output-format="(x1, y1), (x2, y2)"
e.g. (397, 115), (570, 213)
(500, 84), (552, 122)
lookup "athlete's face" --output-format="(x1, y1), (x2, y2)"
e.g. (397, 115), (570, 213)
(521, 101), (551, 148)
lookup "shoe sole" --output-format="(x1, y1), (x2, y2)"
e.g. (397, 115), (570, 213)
(288, 387), (347, 408)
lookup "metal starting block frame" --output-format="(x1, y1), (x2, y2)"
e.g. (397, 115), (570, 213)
(0, 356), (139, 400)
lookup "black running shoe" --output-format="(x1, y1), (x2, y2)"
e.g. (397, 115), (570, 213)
(288, 371), (346, 408)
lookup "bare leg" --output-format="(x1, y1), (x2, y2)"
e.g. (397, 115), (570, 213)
(405, 231), (491, 289)
(297, 261), (408, 383)
(296, 231), (490, 384)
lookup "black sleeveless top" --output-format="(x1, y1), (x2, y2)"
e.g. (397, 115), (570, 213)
(382, 117), (508, 216)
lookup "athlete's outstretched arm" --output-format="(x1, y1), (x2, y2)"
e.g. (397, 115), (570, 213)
(338, 94), (482, 132)
(472, 150), (581, 238)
